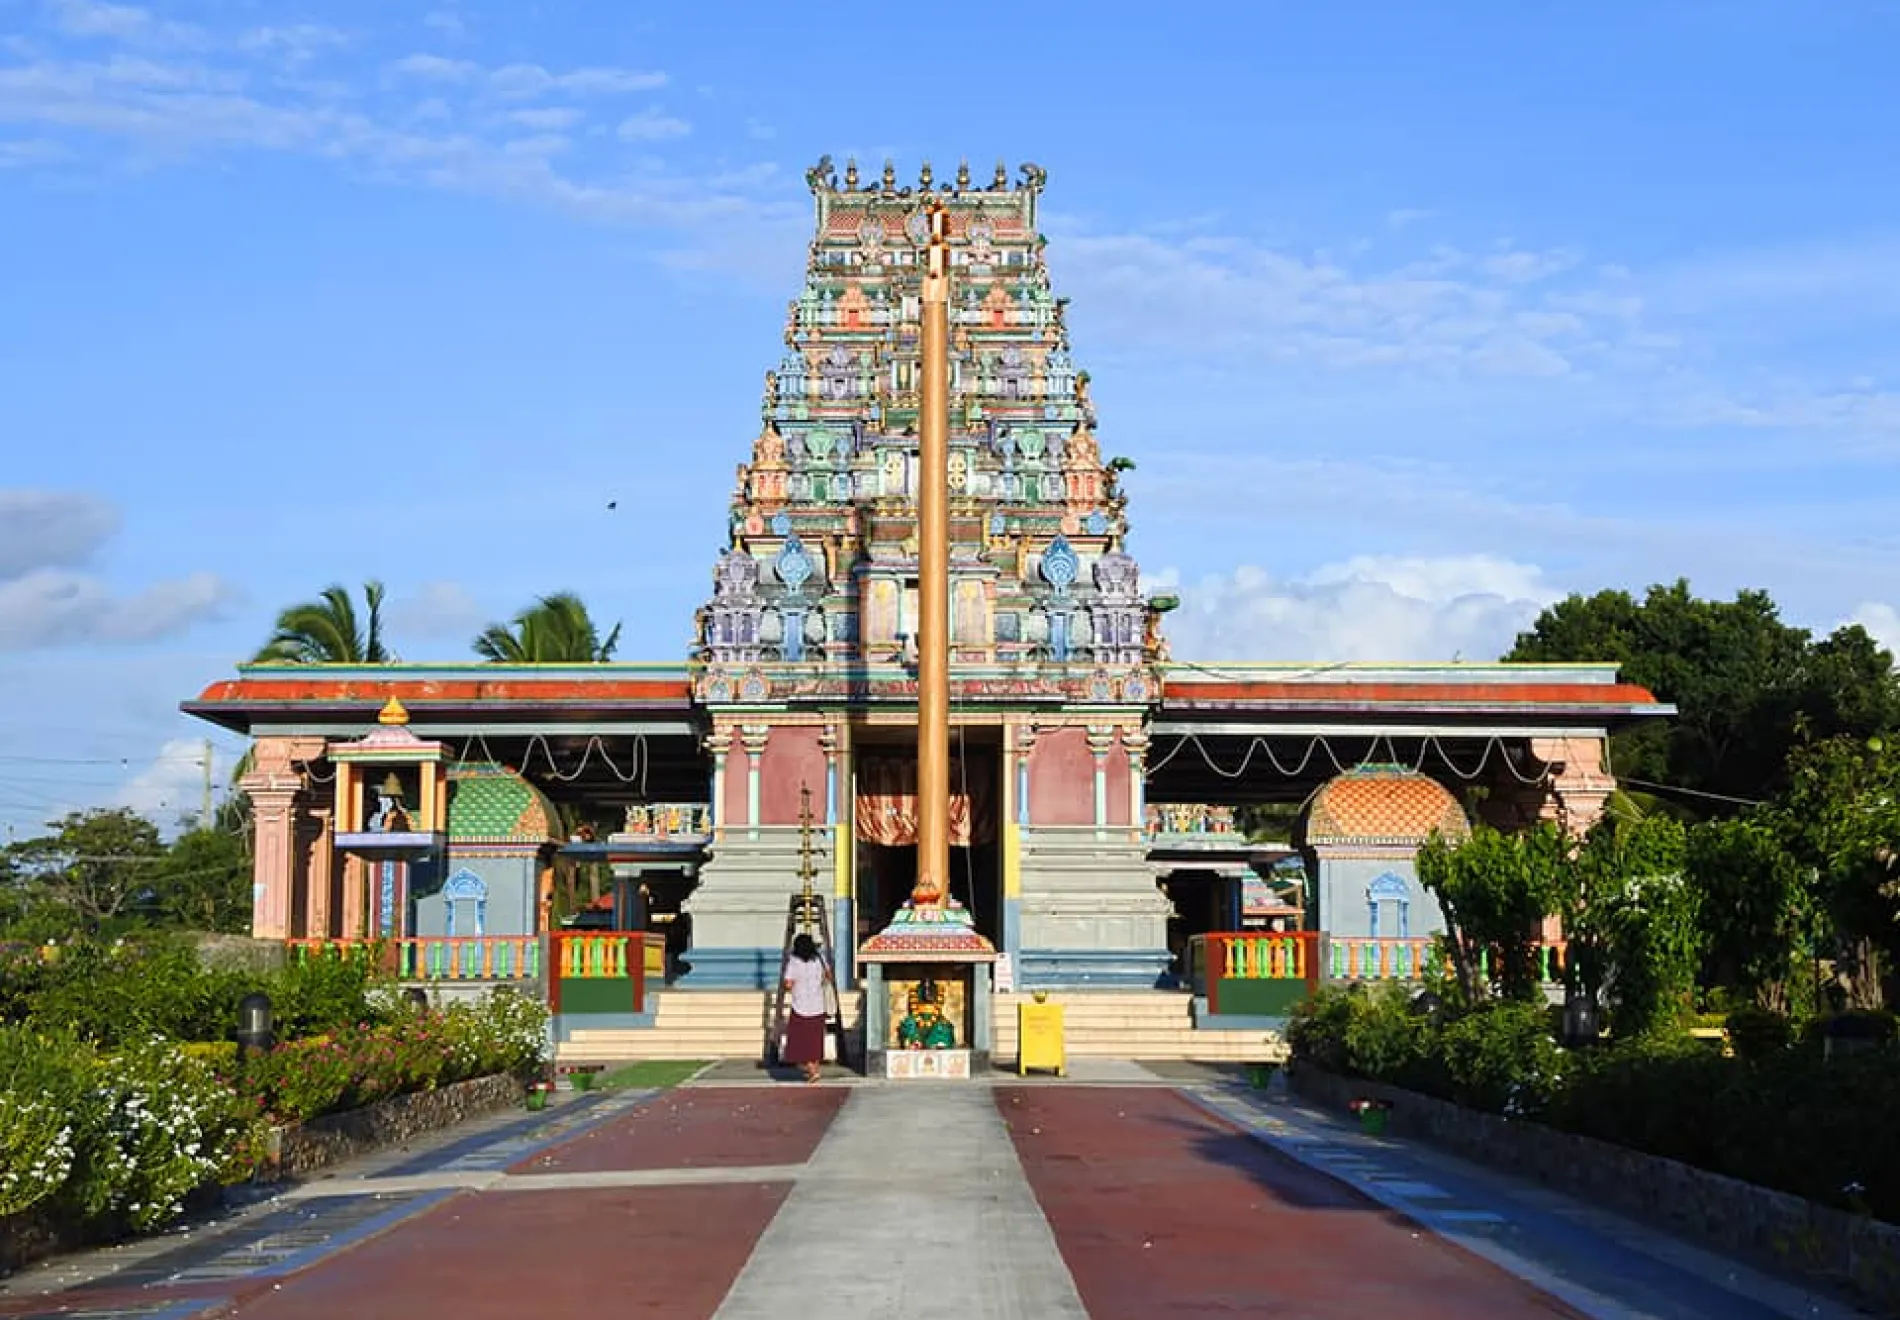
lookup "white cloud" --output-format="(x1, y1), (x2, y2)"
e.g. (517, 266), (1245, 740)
(236, 24), (351, 64)
(387, 52), (479, 82)
(492, 63), (665, 98)
(0, 568), (236, 650)
(0, 489), (119, 576)
(617, 107), (690, 141)
(506, 105), (583, 131)
(1156, 555), (1560, 663)
(423, 10), (468, 40)
(113, 737), (232, 829)
(1046, 223), (1621, 379)
(48, 0), (201, 47)
(386, 581), (486, 641)
(1850, 602), (1900, 657)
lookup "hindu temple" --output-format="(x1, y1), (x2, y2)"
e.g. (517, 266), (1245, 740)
(184, 158), (1671, 1065)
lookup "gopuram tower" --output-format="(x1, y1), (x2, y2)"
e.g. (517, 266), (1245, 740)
(686, 158), (1173, 993)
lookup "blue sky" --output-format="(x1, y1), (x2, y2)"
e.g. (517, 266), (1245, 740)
(3, 0), (1898, 835)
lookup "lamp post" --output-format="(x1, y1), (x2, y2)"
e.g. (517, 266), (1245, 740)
(236, 993), (275, 1061)
(1562, 989), (1600, 1048)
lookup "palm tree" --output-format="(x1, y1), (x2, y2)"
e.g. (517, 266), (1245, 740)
(473, 592), (621, 663)
(252, 581), (392, 664)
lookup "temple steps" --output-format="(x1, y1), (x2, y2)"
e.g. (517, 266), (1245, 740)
(558, 988), (1285, 1064)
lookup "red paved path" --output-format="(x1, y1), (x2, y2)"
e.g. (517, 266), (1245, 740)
(225, 1183), (787, 1319)
(510, 1086), (845, 1174)
(998, 1087), (1582, 1319)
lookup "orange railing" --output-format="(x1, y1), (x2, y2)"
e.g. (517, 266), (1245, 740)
(1189, 931), (1321, 1015)
(548, 931), (664, 1015)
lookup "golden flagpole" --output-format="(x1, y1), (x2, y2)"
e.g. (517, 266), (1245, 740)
(912, 196), (951, 909)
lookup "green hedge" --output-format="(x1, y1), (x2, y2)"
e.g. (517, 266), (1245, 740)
(1289, 984), (1900, 1222)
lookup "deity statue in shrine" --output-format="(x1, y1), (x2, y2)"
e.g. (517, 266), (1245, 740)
(895, 979), (957, 1049)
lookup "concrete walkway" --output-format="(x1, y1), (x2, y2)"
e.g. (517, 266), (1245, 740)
(713, 1088), (1089, 1320)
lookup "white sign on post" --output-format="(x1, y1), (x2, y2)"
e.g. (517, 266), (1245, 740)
(993, 951), (1015, 992)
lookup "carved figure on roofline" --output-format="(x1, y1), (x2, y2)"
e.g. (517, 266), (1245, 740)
(1019, 163), (1048, 191)
(805, 155), (836, 192)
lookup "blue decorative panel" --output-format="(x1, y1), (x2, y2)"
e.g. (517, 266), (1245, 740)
(994, 612), (1021, 642)
(770, 511), (791, 535)
(1041, 535), (1079, 592)
(777, 533), (814, 592)
(1086, 510), (1107, 536)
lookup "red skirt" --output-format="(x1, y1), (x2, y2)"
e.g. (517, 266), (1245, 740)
(783, 1011), (826, 1065)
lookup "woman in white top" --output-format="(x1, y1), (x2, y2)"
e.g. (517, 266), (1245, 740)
(781, 933), (829, 1083)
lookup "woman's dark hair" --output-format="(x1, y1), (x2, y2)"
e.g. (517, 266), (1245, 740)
(791, 933), (819, 962)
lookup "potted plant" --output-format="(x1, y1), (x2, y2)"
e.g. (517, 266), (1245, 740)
(1348, 1096), (1392, 1136)
(526, 1079), (553, 1112)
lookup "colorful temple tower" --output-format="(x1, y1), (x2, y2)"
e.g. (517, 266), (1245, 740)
(687, 157), (1170, 991)
(183, 159), (1674, 1062)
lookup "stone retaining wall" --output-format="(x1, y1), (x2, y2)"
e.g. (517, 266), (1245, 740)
(2, 1073), (523, 1276)
(1290, 1064), (1900, 1315)
(259, 1072), (524, 1180)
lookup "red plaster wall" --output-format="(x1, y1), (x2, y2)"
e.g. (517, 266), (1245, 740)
(1029, 727), (1096, 827)
(1103, 738), (1131, 826)
(758, 726), (828, 825)
(721, 743), (750, 826)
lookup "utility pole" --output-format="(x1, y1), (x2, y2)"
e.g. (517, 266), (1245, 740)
(201, 738), (214, 828)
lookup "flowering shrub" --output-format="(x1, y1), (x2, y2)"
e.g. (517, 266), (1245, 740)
(64, 1039), (242, 1231)
(0, 987), (548, 1241)
(0, 1028), (82, 1217)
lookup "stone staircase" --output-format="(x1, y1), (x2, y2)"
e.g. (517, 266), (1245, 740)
(558, 988), (1284, 1065)
(559, 990), (864, 1064)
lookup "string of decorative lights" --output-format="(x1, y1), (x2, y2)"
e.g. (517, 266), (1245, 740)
(1145, 730), (1555, 785)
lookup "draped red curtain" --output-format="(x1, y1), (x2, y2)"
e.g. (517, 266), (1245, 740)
(854, 753), (996, 847)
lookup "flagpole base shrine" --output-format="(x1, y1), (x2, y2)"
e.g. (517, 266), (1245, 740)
(184, 159), (1673, 1061)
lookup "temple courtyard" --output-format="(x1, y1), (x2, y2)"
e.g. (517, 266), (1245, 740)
(0, 1068), (1864, 1320)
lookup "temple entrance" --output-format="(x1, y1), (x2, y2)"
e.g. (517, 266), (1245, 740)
(852, 733), (1002, 950)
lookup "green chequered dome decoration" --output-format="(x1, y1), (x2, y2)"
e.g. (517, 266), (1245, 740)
(447, 761), (560, 844)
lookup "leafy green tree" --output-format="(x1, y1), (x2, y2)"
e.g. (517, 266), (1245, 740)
(1773, 734), (1900, 1009)
(1685, 815), (1813, 1014)
(473, 592), (621, 663)
(1505, 580), (1900, 809)
(1417, 823), (1563, 1003)
(1558, 814), (1690, 1031)
(152, 828), (251, 933)
(252, 581), (391, 664)
(2, 809), (166, 935)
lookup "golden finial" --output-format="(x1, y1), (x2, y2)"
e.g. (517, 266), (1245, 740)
(882, 159), (897, 191)
(993, 160), (1008, 189)
(919, 161), (933, 189)
(378, 696), (410, 726)
(844, 157), (859, 189)
(956, 159), (971, 190)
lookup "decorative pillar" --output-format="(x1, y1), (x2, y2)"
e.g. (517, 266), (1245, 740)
(303, 806), (334, 938)
(237, 734), (324, 941)
(1015, 724), (1037, 828)
(1122, 729), (1149, 843)
(705, 727), (733, 838)
(1531, 736), (1614, 837)
(246, 787), (299, 940)
(740, 724), (770, 842)
(1086, 725), (1116, 841)
(820, 724), (854, 989)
